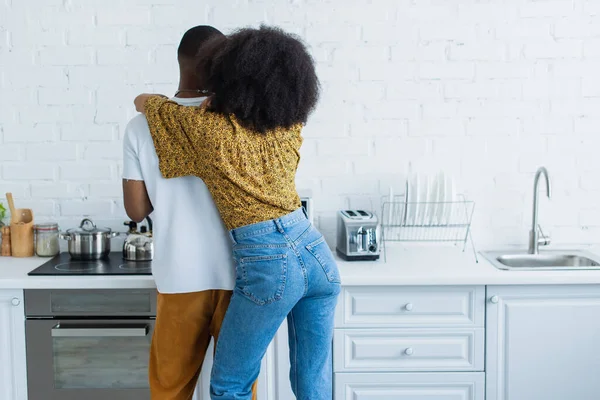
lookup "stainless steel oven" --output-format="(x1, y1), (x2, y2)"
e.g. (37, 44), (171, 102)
(25, 289), (156, 400)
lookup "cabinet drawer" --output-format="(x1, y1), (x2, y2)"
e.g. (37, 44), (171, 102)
(335, 286), (484, 328)
(334, 328), (484, 372)
(335, 372), (485, 400)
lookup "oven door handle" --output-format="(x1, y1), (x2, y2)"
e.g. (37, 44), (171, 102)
(51, 324), (149, 337)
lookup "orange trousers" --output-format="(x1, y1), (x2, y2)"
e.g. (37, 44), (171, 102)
(149, 290), (258, 400)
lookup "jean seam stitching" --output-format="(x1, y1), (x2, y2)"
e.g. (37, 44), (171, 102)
(231, 208), (305, 240)
(240, 254), (287, 306)
(279, 230), (309, 297)
(235, 225), (277, 239)
(285, 236), (309, 297)
(240, 254), (287, 262)
(306, 236), (325, 248)
(306, 244), (341, 284)
(289, 309), (299, 396)
(281, 216), (303, 227)
(234, 243), (289, 250)
(292, 224), (313, 247)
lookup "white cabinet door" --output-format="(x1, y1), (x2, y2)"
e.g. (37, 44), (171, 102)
(0, 289), (27, 400)
(193, 321), (295, 400)
(487, 285), (600, 400)
(335, 372), (485, 400)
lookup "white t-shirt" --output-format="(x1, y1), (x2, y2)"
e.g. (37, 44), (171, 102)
(122, 97), (234, 294)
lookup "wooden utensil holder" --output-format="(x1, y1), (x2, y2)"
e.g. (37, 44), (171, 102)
(10, 210), (34, 257)
(1, 226), (11, 256)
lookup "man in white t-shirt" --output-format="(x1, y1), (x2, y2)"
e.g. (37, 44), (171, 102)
(122, 26), (257, 400)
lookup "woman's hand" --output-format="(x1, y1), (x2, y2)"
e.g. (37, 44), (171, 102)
(201, 95), (214, 109)
(134, 93), (168, 113)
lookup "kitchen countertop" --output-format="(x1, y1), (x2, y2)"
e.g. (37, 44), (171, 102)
(0, 256), (155, 289)
(338, 245), (600, 286)
(3, 245), (600, 289)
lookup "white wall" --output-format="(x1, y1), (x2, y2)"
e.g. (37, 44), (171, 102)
(1, 0), (600, 248)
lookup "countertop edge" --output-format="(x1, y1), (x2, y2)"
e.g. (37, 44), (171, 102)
(338, 276), (600, 286)
(4, 246), (600, 289)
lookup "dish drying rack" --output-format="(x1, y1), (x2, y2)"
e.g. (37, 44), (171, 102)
(380, 194), (478, 262)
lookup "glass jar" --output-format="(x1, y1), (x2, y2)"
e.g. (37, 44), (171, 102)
(34, 223), (60, 257)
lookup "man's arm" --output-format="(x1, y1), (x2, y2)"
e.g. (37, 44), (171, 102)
(123, 179), (153, 223)
(122, 116), (154, 223)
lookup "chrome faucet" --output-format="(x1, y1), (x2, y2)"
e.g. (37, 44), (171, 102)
(529, 167), (551, 254)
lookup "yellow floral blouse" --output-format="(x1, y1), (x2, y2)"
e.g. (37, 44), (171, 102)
(144, 96), (303, 230)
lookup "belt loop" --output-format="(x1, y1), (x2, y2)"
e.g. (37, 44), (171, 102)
(228, 230), (237, 245)
(274, 219), (285, 234)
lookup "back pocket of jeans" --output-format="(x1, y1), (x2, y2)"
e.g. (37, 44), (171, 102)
(238, 254), (288, 306)
(306, 237), (341, 284)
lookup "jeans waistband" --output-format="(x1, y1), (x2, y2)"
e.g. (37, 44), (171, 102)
(229, 208), (308, 244)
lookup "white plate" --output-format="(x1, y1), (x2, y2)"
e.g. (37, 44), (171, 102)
(402, 179), (409, 226)
(407, 174), (419, 225)
(444, 175), (455, 224)
(428, 173), (441, 225)
(387, 186), (394, 227)
(417, 174), (429, 226)
(436, 172), (446, 225)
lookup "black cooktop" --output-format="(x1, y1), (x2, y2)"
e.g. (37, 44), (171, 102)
(28, 252), (152, 276)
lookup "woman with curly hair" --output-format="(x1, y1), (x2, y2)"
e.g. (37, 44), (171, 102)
(134, 26), (339, 400)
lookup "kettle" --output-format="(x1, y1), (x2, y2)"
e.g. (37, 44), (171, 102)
(123, 217), (154, 261)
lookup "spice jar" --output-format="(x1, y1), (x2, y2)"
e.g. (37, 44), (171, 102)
(34, 223), (60, 257)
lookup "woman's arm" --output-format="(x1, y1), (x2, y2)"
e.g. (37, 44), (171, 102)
(134, 93), (153, 113)
(134, 93), (169, 113)
(201, 95), (213, 108)
(134, 93), (212, 113)
(135, 94), (221, 180)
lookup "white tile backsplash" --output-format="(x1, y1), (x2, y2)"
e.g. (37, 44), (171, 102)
(1, 0), (600, 247)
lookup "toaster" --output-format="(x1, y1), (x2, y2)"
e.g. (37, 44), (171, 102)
(336, 210), (380, 261)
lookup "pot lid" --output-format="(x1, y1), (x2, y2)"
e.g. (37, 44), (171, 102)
(126, 235), (153, 246)
(35, 222), (59, 231)
(67, 218), (112, 235)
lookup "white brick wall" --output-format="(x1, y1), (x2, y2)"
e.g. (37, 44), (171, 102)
(2, 0), (600, 248)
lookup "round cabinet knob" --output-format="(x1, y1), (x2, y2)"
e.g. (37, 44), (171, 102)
(404, 303), (413, 311)
(11, 297), (20, 306)
(404, 347), (414, 356)
(490, 295), (499, 304)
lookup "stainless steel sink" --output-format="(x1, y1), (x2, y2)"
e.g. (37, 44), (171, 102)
(483, 167), (600, 271)
(482, 250), (600, 271)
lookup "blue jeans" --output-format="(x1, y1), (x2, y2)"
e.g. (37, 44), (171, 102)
(210, 208), (341, 400)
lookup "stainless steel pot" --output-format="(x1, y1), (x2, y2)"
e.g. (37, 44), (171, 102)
(123, 234), (153, 261)
(123, 217), (153, 261)
(60, 218), (120, 260)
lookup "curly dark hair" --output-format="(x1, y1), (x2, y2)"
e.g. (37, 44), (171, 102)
(199, 26), (320, 134)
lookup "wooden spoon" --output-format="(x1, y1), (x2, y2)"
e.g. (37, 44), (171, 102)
(6, 193), (17, 224)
